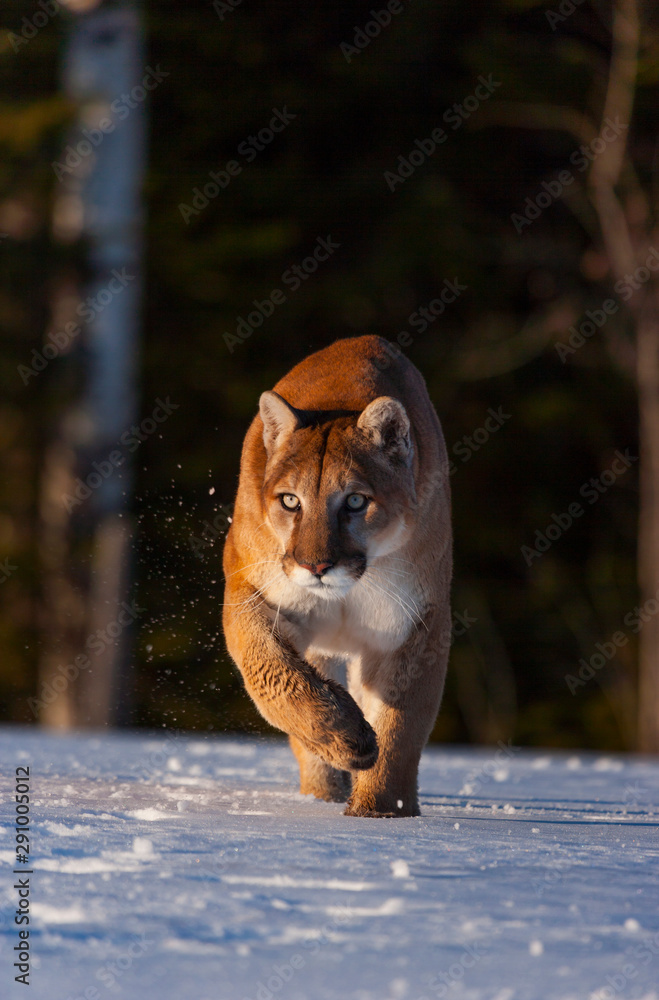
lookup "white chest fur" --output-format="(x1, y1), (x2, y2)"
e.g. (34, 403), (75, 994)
(300, 560), (422, 657)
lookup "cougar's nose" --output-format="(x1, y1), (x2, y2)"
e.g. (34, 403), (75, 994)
(297, 560), (334, 578)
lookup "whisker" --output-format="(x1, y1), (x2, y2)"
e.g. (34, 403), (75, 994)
(234, 577), (286, 618)
(365, 568), (421, 608)
(362, 576), (428, 632)
(237, 595), (271, 618)
(271, 598), (283, 636)
(384, 580), (425, 621)
(223, 559), (281, 581)
(374, 567), (414, 579)
(221, 591), (264, 609)
(251, 520), (272, 538)
(360, 577), (416, 628)
(221, 569), (283, 609)
(361, 577), (420, 631)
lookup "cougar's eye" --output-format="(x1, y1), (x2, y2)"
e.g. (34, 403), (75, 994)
(280, 493), (300, 511)
(345, 493), (368, 512)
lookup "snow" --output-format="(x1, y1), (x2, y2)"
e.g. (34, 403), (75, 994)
(1, 726), (659, 1000)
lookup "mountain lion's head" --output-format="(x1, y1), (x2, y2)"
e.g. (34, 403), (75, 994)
(258, 391), (418, 598)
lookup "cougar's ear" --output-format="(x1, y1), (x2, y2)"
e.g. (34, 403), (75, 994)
(259, 391), (302, 455)
(357, 396), (413, 465)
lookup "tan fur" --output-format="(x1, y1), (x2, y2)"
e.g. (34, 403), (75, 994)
(222, 335), (452, 817)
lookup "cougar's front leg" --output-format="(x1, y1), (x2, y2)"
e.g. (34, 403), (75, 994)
(289, 654), (351, 802)
(345, 613), (450, 818)
(223, 579), (378, 773)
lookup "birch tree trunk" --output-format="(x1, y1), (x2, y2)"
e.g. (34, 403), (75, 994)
(37, 2), (145, 728)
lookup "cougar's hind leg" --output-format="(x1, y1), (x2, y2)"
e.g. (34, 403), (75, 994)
(289, 734), (351, 802)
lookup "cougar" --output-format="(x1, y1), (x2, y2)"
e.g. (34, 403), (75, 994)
(222, 335), (452, 816)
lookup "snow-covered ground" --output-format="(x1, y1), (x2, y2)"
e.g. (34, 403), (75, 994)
(1, 727), (658, 1000)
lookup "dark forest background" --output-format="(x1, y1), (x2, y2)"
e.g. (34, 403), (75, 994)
(1, 0), (657, 751)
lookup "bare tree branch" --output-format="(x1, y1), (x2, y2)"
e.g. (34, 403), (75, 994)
(588, 0), (641, 287)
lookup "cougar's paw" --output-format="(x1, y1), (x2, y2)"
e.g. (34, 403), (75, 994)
(305, 680), (378, 772)
(344, 805), (397, 818)
(342, 718), (379, 771)
(302, 769), (351, 803)
(344, 799), (420, 818)
(326, 680), (378, 770)
(309, 715), (378, 772)
(298, 760), (351, 803)
(345, 786), (420, 818)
